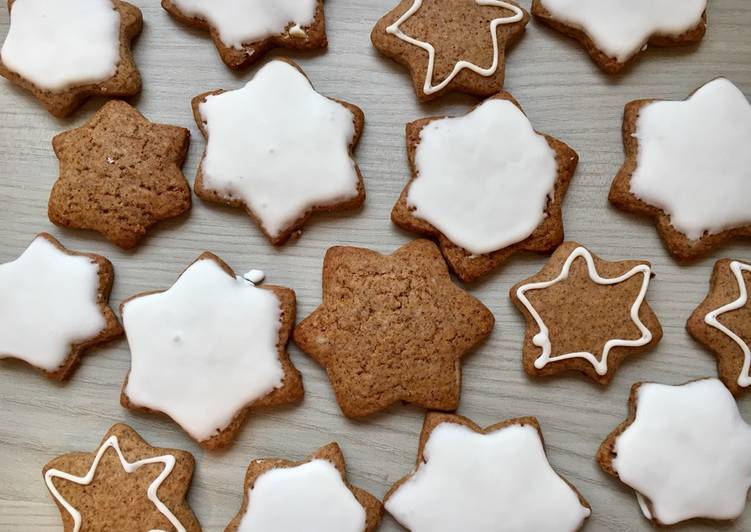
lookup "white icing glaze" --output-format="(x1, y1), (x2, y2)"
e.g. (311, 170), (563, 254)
(44, 435), (185, 532)
(386, 421), (590, 532)
(122, 257), (285, 442)
(243, 269), (266, 285)
(386, 0), (524, 95)
(539, 0), (707, 62)
(408, 98), (557, 255)
(515, 247), (652, 376)
(0, 236), (106, 372)
(172, 0), (317, 48)
(612, 379), (751, 525)
(1, 0), (121, 92)
(237, 459), (367, 532)
(198, 60), (359, 240)
(629, 78), (751, 240)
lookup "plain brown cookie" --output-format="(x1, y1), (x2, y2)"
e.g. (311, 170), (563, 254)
(0, 0), (142, 118)
(48, 100), (191, 250)
(43, 423), (200, 532)
(225, 443), (383, 532)
(293, 239), (495, 418)
(391, 91), (578, 283)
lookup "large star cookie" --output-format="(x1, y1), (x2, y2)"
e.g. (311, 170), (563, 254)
(192, 59), (365, 246)
(0, 0), (142, 117)
(48, 101), (191, 250)
(44, 423), (200, 532)
(293, 239), (495, 418)
(609, 78), (751, 261)
(162, 0), (327, 70)
(225, 443), (383, 532)
(510, 242), (662, 384)
(598, 379), (751, 526)
(0, 233), (122, 380)
(385, 413), (591, 532)
(120, 253), (303, 449)
(392, 92), (577, 282)
(372, 0), (529, 101)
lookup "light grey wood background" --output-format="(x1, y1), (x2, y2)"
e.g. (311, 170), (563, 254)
(1, 1), (750, 530)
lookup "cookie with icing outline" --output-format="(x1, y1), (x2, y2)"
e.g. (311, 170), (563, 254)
(371, 0), (530, 102)
(392, 91), (577, 283)
(0, 0), (142, 118)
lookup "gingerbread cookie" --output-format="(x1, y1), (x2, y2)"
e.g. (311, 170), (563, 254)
(392, 92), (577, 283)
(0, 233), (121, 380)
(293, 239), (495, 418)
(598, 379), (751, 526)
(225, 443), (383, 532)
(0, 0), (142, 117)
(48, 101), (191, 250)
(609, 78), (751, 261)
(510, 242), (662, 384)
(162, 0), (327, 70)
(121, 253), (303, 449)
(371, 0), (529, 102)
(192, 59), (365, 246)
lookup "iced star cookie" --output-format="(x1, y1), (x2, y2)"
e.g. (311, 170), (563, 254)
(371, 0), (529, 102)
(294, 239), (495, 418)
(48, 101), (191, 250)
(44, 423), (200, 532)
(162, 0), (327, 70)
(598, 379), (751, 526)
(0, 233), (122, 380)
(609, 78), (751, 261)
(225, 443), (383, 532)
(385, 413), (591, 532)
(192, 59), (365, 246)
(532, 0), (707, 74)
(510, 242), (662, 384)
(0, 0), (142, 117)
(120, 253), (303, 449)
(392, 92), (578, 283)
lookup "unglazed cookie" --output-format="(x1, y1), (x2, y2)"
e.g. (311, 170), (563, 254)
(392, 92), (577, 282)
(609, 78), (751, 261)
(371, 0), (529, 102)
(192, 59), (365, 246)
(598, 379), (751, 526)
(0, 0), (142, 117)
(120, 253), (303, 449)
(162, 0), (327, 70)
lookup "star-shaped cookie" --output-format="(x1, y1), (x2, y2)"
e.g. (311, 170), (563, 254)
(609, 78), (751, 261)
(0, 0), (142, 117)
(510, 242), (662, 384)
(225, 443), (383, 532)
(48, 101), (191, 250)
(598, 379), (751, 526)
(385, 413), (591, 532)
(192, 59), (365, 246)
(392, 92), (578, 283)
(372, 0), (529, 101)
(293, 239), (495, 418)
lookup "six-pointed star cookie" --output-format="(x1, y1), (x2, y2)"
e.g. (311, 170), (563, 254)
(192, 59), (365, 246)
(371, 0), (529, 101)
(392, 92), (578, 282)
(0, 0), (142, 118)
(598, 379), (751, 526)
(609, 78), (751, 261)
(43, 423), (200, 532)
(120, 252), (303, 449)
(385, 413), (591, 532)
(48, 101), (191, 250)
(293, 239), (495, 418)
(511, 242), (662, 384)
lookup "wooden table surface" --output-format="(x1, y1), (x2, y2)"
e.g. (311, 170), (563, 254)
(1, 1), (750, 530)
